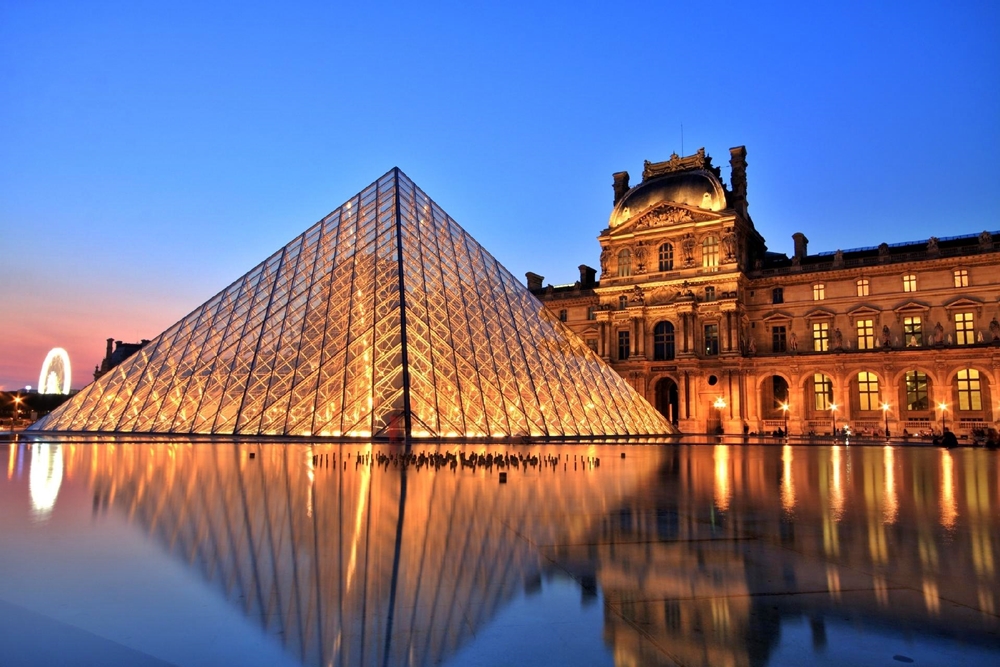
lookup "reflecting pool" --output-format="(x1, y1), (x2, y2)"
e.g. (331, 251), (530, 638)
(1, 440), (998, 666)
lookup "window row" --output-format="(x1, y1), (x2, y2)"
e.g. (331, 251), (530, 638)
(767, 312), (983, 353)
(803, 369), (985, 413)
(616, 237), (722, 277)
(796, 270), (971, 303)
(764, 370), (986, 419)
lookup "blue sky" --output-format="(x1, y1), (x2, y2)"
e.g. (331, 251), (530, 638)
(1, 0), (998, 390)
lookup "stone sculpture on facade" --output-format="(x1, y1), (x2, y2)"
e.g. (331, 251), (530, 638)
(990, 317), (1000, 341)
(881, 325), (891, 348)
(681, 234), (696, 267)
(832, 328), (843, 350)
(722, 229), (736, 261)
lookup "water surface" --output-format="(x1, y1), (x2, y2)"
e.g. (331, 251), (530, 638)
(1, 440), (997, 666)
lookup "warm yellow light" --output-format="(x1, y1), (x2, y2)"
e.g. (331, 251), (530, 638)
(830, 403), (839, 412)
(937, 402), (948, 412)
(780, 402), (789, 414)
(713, 397), (726, 410)
(881, 403), (890, 413)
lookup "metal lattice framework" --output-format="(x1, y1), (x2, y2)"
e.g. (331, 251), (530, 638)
(30, 169), (674, 438)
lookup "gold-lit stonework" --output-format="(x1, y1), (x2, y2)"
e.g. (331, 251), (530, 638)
(536, 147), (1000, 436)
(30, 169), (674, 439)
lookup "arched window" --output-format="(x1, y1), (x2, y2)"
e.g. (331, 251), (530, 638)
(857, 371), (879, 411)
(658, 243), (674, 272)
(653, 321), (675, 361)
(957, 369), (982, 411)
(702, 236), (719, 269)
(617, 249), (632, 277)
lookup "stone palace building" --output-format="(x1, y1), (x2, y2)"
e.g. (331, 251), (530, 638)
(531, 147), (1000, 437)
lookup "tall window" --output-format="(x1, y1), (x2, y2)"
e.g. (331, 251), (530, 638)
(658, 243), (674, 272)
(813, 284), (825, 301)
(856, 319), (875, 350)
(772, 325), (787, 352)
(857, 371), (879, 411)
(903, 274), (917, 292)
(857, 279), (870, 297)
(704, 324), (719, 356)
(558, 309), (567, 322)
(618, 330), (630, 360)
(813, 373), (833, 410)
(653, 321), (675, 361)
(957, 369), (982, 411)
(905, 370), (929, 411)
(953, 269), (969, 288)
(585, 339), (598, 353)
(618, 295), (628, 310)
(813, 322), (829, 351)
(772, 287), (784, 304)
(587, 306), (596, 320)
(704, 286), (716, 302)
(702, 236), (719, 270)
(617, 249), (632, 277)
(955, 312), (975, 345)
(903, 316), (922, 346)
(772, 376), (790, 407)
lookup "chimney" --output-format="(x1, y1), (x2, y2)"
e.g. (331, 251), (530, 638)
(792, 232), (809, 261)
(612, 171), (630, 205)
(105, 338), (114, 364)
(578, 265), (596, 288)
(729, 146), (748, 216)
(525, 272), (544, 291)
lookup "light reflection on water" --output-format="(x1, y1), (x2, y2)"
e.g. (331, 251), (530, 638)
(1, 439), (998, 667)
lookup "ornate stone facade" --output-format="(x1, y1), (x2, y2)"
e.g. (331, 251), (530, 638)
(532, 147), (1000, 437)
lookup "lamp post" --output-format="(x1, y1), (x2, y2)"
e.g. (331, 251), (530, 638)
(713, 397), (726, 435)
(881, 402), (890, 439)
(780, 401), (789, 438)
(830, 403), (839, 437)
(938, 402), (948, 434)
(12, 394), (22, 430)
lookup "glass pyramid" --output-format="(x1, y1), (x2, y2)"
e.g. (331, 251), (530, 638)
(30, 169), (674, 439)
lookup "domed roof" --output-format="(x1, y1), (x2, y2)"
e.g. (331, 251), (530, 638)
(608, 151), (730, 229)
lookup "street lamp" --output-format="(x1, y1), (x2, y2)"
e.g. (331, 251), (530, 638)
(881, 402), (890, 439)
(12, 394), (22, 430)
(780, 401), (790, 438)
(713, 397), (726, 435)
(830, 403), (839, 437)
(938, 402), (948, 434)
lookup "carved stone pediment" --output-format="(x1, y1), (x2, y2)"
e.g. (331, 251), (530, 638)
(631, 204), (716, 231)
(646, 286), (676, 305)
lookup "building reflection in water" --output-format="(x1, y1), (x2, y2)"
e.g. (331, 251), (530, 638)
(15, 440), (1000, 667)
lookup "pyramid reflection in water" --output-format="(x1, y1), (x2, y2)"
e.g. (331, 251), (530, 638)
(31, 169), (673, 438)
(78, 442), (661, 667)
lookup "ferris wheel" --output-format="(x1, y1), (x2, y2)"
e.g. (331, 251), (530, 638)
(39, 348), (72, 395)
